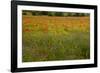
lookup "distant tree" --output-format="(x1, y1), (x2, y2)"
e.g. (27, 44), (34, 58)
(48, 12), (52, 16)
(71, 13), (77, 16)
(76, 13), (90, 16)
(48, 12), (56, 16)
(67, 13), (74, 16)
(34, 11), (41, 15)
(41, 11), (48, 15)
(63, 13), (69, 16)
(22, 12), (27, 15)
(84, 13), (90, 16)
(22, 10), (27, 15)
(22, 10), (33, 15)
(32, 11), (37, 15)
(55, 12), (63, 16)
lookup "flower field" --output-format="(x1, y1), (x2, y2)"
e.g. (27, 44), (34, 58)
(22, 15), (90, 62)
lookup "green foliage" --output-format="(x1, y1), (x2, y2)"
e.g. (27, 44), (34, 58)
(22, 10), (90, 17)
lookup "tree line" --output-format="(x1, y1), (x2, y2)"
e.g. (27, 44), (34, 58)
(22, 10), (90, 16)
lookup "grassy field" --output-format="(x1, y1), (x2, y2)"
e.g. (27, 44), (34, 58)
(22, 15), (90, 62)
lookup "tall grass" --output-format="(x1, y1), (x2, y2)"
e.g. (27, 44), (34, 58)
(22, 30), (90, 62)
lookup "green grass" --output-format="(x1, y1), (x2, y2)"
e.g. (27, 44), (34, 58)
(22, 29), (90, 62)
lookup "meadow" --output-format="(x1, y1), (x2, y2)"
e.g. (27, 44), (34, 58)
(22, 13), (90, 62)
